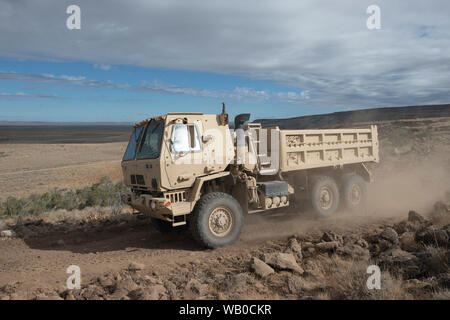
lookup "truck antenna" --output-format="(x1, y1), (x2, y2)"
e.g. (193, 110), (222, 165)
(218, 102), (229, 125)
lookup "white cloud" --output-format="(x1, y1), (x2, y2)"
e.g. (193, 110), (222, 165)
(0, 70), (303, 103)
(0, 91), (66, 99)
(0, 0), (449, 108)
(94, 64), (111, 71)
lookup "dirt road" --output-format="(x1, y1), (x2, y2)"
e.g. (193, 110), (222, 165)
(0, 209), (398, 299)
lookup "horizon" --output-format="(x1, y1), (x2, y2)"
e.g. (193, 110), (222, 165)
(0, 103), (448, 125)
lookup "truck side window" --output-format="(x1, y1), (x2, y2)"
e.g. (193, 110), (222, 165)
(171, 124), (201, 153)
(122, 126), (143, 161)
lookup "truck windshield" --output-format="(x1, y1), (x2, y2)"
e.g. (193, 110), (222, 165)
(122, 126), (144, 161)
(136, 121), (165, 159)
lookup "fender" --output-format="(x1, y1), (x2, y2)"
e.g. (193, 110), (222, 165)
(188, 171), (231, 203)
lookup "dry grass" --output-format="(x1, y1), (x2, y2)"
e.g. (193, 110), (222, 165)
(319, 256), (411, 300)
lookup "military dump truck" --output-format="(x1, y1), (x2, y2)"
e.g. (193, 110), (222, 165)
(121, 105), (379, 248)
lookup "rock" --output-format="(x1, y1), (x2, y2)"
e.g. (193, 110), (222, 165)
(399, 232), (419, 251)
(225, 273), (251, 292)
(286, 238), (302, 260)
(263, 252), (304, 274)
(56, 239), (65, 246)
(394, 220), (422, 234)
(63, 291), (75, 300)
(35, 294), (64, 300)
(286, 274), (317, 294)
(379, 227), (399, 244)
(183, 279), (208, 298)
(430, 201), (450, 221)
(376, 240), (394, 253)
(251, 257), (275, 278)
(435, 273), (450, 289)
(343, 235), (369, 248)
(163, 280), (177, 299)
(408, 210), (426, 224)
(405, 279), (433, 290)
(301, 242), (314, 249)
(302, 260), (323, 280)
(415, 227), (449, 247)
(128, 262), (145, 271)
(0, 221), (7, 232)
(415, 247), (448, 276)
(127, 288), (144, 300)
(79, 284), (105, 300)
(0, 230), (16, 238)
(315, 241), (339, 252)
(113, 278), (139, 297)
(336, 244), (370, 260)
(97, 275), (115, 288)
(146, 284), (167, 300)
(321, 231), (343, 244)
(378, 248), (420, 278)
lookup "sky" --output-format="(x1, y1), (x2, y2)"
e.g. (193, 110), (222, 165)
(0, 0), (449, 122)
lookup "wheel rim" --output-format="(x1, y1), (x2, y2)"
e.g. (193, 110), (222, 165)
(319, 186), (334, 210)
(349, 184), (362, 205)
(208, 206), (233, 237)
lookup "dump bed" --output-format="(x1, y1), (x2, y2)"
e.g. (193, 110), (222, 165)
(278, 125), (379, 172)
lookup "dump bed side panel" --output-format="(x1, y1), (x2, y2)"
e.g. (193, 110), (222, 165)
(279, 125), (379, 172)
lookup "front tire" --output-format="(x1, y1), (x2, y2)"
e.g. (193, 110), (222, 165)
(189, 192), (243, 249)
(310, 176), (340, 218)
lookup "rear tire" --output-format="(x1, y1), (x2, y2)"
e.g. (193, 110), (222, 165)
(341, 174), (367, 211)
(310, 176), (340, 218)
(189, 192), (243, 249)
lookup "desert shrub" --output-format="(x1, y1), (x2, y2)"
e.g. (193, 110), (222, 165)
(321, 257), (410, 300)
(0, 177), (128, 217)
(2, 197), (26, 216)
(76, 177), (127, 209)
(414, 127), (433, 140)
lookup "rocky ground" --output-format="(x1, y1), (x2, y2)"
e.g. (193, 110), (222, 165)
(0, 116), (449, 300)
(1, 200), (448, 300)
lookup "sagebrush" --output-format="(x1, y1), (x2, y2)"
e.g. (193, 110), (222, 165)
(0, 177), (128, 217)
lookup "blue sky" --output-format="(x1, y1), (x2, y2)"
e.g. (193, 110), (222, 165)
(0, 0), (449, 122)
(0, 58), (317, 122)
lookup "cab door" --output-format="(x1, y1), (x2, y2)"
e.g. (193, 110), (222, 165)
(163, 120), (206, 190)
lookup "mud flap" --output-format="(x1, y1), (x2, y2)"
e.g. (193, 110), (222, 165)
(232, 181), (249, 215)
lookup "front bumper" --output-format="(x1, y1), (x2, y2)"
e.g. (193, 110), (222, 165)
(121, 192), (191, 221)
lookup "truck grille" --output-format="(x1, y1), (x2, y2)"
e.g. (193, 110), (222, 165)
(165, 190), (187, 203)
(130, 175), (145, 185)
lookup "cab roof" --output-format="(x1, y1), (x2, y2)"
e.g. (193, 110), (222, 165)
(133, 112), (205, 128)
